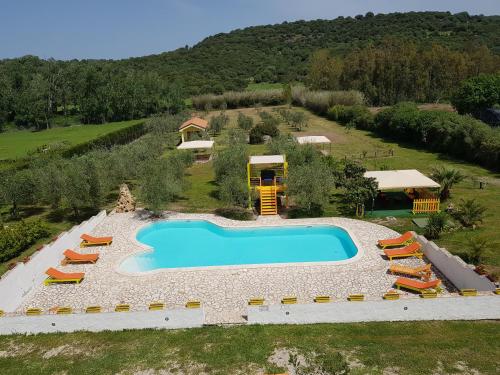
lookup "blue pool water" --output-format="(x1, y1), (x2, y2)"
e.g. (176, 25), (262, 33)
(119, 221), (358, 272)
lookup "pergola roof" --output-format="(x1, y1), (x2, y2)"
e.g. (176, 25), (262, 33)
(179, 117), (208, 131)
(296, 135), (331, 144)
(364, 169), (440, 190)
(249, 155), (285, 165)
(177, 140), (214, 150)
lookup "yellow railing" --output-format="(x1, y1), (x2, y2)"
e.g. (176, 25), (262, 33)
(412, 198), (440, 214)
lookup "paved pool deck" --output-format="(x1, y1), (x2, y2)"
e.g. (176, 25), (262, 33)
(20, 211), (456, 324)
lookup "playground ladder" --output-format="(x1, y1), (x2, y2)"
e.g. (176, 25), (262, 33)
(260, 186), (277, 215)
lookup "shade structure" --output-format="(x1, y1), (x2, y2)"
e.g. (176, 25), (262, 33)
(296, 135), (331, 144)
(364, 169), (440, 190)
(249, 155), (285, 165)
(177, 140), (214, 150)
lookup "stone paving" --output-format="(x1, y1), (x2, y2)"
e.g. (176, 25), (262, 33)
(20, 211), (456, 324)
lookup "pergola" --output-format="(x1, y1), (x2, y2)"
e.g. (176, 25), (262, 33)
(295, 135), (332, 154)
(363, 169), (441, 214)
(177, 140), (214, 162)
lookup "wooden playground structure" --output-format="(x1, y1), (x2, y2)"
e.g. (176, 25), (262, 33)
(247, 155), (288, 215)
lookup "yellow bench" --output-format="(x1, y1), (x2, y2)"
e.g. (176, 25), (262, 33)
(420, 290), (438, 299)
(314, 296), (331, 303)
(186, 301), (201, 309)
(55, 307), (72, 314)
(383, 292), (400, 300)
(281, 297), (297, 305)
(149, 302), (165, 311)
(115, 304), (130, 312)
(460, 289), (477, 296)
(348, 294), (364, 301)
(26, 308), (42, 316)
(85, 306), (101, 313)
(495, 288), (500, 295)
(248, 298), (265, 306)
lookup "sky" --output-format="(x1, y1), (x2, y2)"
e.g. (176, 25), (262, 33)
(0, 0), (499, 60)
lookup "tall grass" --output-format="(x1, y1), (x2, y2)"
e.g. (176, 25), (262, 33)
(291, 87), (365, 115)
(191, 87), (365, 114)
(192, 90), (284, 110)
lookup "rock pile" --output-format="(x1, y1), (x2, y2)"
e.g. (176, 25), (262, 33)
(115, 184), (136, 213)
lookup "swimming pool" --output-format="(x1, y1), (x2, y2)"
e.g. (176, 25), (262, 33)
(119, 220), (359, 272)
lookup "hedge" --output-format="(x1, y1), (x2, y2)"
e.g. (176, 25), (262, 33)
(327, 102), (500, 171)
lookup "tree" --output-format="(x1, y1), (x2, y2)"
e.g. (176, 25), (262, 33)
(308, 49), (343, 90)
(287, 159), (335, 213)
(15, 73), (51, 129)
(430, 166), (465, 200)
(289, 111), (308, 131)
(218, 175), (248, 207)
(139, 159), (184, 215)
(209, 112), (229, 135)
(213, 144), (248, 183)
(451, 74), (500, 116)
(237, 112), (253, 131)
(454, 198), (487, 228)
(0, 170), (36, 218)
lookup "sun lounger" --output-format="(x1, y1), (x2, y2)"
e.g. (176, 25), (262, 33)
(61, 249), (99, 265)
(80, 234), (113, 247)
(384, 242), (423, 261)
(44, 267), (84, 285)
(394, 277), (441, 293)
(389, 263), (431, 280)
(378, 231), (414, 249)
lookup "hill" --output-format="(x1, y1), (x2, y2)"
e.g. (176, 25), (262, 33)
(0, 11), (499, 128)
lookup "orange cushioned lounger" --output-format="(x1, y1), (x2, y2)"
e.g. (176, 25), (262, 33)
(384, 242), (423, 261)
(389, 263), (431, 280)
(44, 267), (84, 285)
(394, 277), (441, 293)
(80, 234), (113, 247)
(378, 231), (414, 249)
(62, 249), (99, 265)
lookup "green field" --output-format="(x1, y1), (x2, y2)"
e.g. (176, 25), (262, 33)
(0, 321), (498, 374)
(0, 119), (143, 160)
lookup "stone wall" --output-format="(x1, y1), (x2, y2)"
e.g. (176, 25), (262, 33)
(415, 233), (496, 291)
(0, 308), (204, 335)
(0, 211), (107, 312)
(248, 296), (500, 325)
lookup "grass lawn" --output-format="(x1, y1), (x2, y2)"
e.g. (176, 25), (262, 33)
(0, 119), (143, 160)
(0, 321), (498, 374)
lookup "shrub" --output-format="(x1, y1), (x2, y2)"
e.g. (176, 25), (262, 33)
(0, 220), (49, 262)
(424, 211), (448, 239)
(292, 87), (365, 114)
(430, 166), (465, 200)
(451, 74), (500, 116)
(192, 89), (285, 110)
(214, 207), (254, 221)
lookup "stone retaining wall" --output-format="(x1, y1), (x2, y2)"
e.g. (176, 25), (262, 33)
(0, 308), (204, 335)
(0, 211), (107, 312)
(247, 295), (500, 325)
(415, 233), (496, 291)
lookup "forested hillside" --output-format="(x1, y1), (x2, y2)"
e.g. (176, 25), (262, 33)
(1, 11), (499, 129)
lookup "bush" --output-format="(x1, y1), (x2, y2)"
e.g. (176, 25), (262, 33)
(214, 207), (254, 221)
(454, 198), (487, 228)
(424, 212), (448, 239)
(0, 220), (49, 262)
(451, 74), (500, 116)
